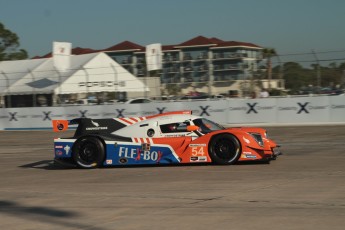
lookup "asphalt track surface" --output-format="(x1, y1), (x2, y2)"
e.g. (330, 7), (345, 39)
(0, 126), (344, 230)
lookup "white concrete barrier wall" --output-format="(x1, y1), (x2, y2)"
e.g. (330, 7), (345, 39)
(227, 98), (277, 124)
(330, 96), (345, 122)
(1, 96), (345, 130)
(277, 96), (330, 123)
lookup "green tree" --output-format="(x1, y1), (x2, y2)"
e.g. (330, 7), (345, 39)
(0, 22), (28, 61)
(283, 62), (314, 93)
(338, 62), (345, 71)
(319, 63), (343, 88)
(262, 48), (277, 89)
(271, 60), (345, 94)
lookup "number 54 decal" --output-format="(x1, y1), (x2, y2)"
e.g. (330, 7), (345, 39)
(191, 146), (205, 156)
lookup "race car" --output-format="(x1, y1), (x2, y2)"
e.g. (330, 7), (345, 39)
(52, 111), (281, 168)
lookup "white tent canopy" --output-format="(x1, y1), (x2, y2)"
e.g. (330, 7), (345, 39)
(0, 52), (149, 95)
(0, 58), (46, 94)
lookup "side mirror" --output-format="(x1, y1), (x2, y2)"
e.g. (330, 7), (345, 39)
(187, 125), (199, 132)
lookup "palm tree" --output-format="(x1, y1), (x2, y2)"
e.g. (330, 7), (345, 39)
(262, 48), (277, 90)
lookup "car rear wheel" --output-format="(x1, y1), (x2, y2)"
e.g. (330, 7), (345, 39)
(73, 136), (105, 169)
(209, 134), (241, 165)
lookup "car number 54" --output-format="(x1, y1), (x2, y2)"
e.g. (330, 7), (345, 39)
(191, 147), (205, 156)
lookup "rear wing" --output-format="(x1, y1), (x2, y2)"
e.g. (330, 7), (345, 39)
(52, 118), (127, 138)
(52, 119), (81, 132)
(52, 120), (69, 132)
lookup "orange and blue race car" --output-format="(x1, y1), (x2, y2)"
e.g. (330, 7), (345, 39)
(53, 111), (281, 169)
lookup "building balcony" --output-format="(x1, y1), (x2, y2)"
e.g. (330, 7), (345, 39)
(183, 53), (193, 61)
(183, 66), (193, 72)
(163, 57), (179, 63)
(196, 52), (208, 60)
(195, 65), (208, 72)
(184, 77), (193, 83)
(193, 59), (208, 64)
(213, 64), (243, 71)
(137, 69), (146, 76)
(213, 79), (236, 87)
(213, 53), (248, 60)
(166, 67), (180, 73)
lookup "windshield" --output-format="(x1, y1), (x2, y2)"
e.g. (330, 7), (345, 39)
(193, 118), (225, 134)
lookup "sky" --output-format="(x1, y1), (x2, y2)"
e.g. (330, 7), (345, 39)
(1, 0), (345, 64)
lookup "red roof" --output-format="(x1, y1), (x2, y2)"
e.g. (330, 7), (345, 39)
(174, 36), (261, 49)
(103, 41), (144, 52)
(43, 53), (52, 58)
(209, 37), (224, 43)
(162, 45), (178, 51)
(31, 56), (42, 59)
(216, 41), (261, 48)
(71, 47), (97, 55)
(176, 35), (218, 47)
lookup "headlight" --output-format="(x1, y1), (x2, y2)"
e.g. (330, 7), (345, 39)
(249, 133), (264, 146)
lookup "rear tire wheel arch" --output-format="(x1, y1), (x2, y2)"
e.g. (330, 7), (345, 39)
(72, 136), (106, 169)
(208, 133), (241, 165)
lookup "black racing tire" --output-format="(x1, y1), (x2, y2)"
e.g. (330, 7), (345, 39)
(72, 136), (105, 169)
(208, 134), (241, 165)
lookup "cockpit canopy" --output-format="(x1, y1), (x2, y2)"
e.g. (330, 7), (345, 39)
(192, 118), (225, 134)
(111, 114), (225, 138)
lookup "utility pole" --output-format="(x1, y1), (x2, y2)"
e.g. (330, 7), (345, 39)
(312, 50), (321, 89)
(277, 54), (284, 80)
(276, 55), (284, 89)
(267, 58), (272, 90)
